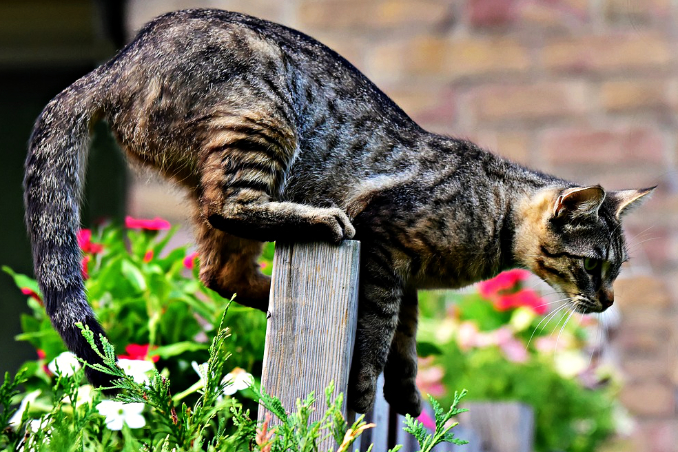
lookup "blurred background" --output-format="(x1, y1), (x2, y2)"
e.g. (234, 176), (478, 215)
(1, 0), (676, 450)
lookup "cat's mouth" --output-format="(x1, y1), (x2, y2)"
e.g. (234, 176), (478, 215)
(571, 295), (605, 314)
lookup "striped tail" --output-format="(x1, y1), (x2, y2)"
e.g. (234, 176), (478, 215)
(24, 68), (116, 390)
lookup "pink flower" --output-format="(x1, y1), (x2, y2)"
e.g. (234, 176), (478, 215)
(21, 287), (42, 304)
(457, 322), (481, 351)
(81, 256), (91, 279)
(36, 349), (51, 375)
(416, 366), (446, 397)
(118, 344), (159, 363)
(418, 410), (436, 431)
(494, 327), (529, 363)
(183, 252), (199, 270)
(478, 269), (530, 298)
(478, 270), (547, 315)
(77, 229), (103, 254)
(125, 216), (171, 231)
(495, 289), (547, 315)
(143, 250), (154, 263)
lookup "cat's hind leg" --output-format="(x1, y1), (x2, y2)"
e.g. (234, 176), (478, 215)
(382, 287), (423, 416)
(193, 207), (270, 312)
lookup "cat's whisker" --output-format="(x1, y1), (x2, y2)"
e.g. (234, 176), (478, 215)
(627, 223), (656, 242)
(554, 307), (576, 355)
(626, 236), (661, 253)
(526, 301), (569, 350)
(534, 297), (575, 310)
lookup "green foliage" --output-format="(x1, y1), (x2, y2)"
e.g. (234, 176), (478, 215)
(1, 317), (468, 451)
(3, 220), (468, 451)
(4, 221), (267, 401)
(418, 270), (620, 452)
(404, 391), (469, 452)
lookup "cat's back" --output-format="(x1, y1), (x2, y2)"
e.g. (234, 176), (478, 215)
(104, 8), (420, 200)
(111, 9), (414, 136)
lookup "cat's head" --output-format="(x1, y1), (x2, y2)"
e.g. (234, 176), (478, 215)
(515, 185), (654, 313)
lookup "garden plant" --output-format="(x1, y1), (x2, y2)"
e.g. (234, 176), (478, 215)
(0, 219), (468, 451)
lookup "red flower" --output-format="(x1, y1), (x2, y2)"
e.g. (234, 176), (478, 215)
(21, 287), (43, 304)
(479, 270), (547, 315)
(495, 289), (548, 315)
(125, 216), (171, 231)
(77, 229), (104, 254)
(478, 269), (530, 298)
(81, 255), (91, 279)
(37, 349), (52, 376)
(143, 250), (154, 263)
(183, 252), (199, 270)
(118, 344), (159, 363)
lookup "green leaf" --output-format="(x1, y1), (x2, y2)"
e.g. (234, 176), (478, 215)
(121, 260), (148, 292)
(2, 266), (41, 296)
(152, 341), (209, 360)
(416, 341), (444, 357)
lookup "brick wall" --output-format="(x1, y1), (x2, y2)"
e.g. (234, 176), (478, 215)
(126, 2), (678, 450)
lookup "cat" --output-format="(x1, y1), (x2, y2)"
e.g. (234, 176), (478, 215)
(24, 8), (653, 416)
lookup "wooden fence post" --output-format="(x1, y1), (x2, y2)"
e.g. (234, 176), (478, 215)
(258, 240), (361, 428)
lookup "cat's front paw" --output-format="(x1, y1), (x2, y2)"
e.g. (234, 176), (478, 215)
(384, 381), (423, 416)
(315, 208), (355, 244)
(348, 371), (377, 414)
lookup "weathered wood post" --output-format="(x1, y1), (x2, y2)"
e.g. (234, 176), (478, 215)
(258, 240), (361, 429)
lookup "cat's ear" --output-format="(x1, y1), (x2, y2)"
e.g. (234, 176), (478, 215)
(552, 185), (606, 220)
(609, 186), (656, 219)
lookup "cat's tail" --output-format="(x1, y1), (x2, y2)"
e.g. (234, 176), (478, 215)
(24, 66), (115, 389)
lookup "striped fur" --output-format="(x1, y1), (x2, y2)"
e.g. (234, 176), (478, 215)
(24, 9), (653, 415)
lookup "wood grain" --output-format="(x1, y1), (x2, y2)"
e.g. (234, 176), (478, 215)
(459, 402), (534, 452)
(258, 240), (361, 430)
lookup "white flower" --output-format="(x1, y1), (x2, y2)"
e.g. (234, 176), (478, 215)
(17, 416), (51, 452)
(48, 352), (81, 376)
(63, 385), (94, 408)
(96, 401), (146, 431)
(190, 362), (254, 396)
(554, 351), (588, 378)
(118, 359), (155, 384)
(8, 390), (41, 429)
(191, 361), (209, 386)
(223, 368), (254, 395)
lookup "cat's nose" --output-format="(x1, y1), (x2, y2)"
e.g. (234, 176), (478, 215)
(599, 288), (614, 309)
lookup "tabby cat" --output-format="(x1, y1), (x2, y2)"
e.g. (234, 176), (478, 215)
(25, 9), (653, 416)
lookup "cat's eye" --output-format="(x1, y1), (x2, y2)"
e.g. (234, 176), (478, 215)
(583, 257), (600, 273)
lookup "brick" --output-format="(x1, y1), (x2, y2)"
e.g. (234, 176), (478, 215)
(370, 35), (530, 79)
(542, 33), (671, 74)
(616, 327), (671, 355)
(380, 84), (457, 129)
(604, 0), (672, 25)
(622, 356), (671, 382)
(298, 0), (452, 31)
(515, 0), (589, 30)
(468, 0), (589, 30)
(616, 276), (671, 311)
(541, 127), (665, 165)
(601, 79), (671, 113)
(620, 382), (675, 416)
(467, 0), (517, 28)
(468, 81), (588, 123)
(474, 130), (531, 164)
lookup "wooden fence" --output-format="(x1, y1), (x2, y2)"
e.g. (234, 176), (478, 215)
(257, 241), (534, 452)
